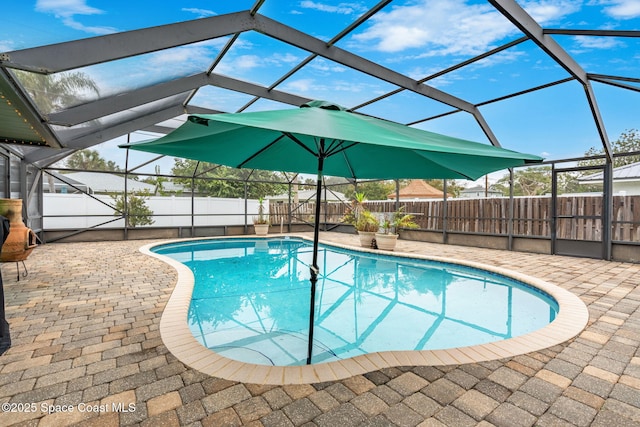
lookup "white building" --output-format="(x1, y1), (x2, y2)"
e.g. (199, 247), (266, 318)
(459, 185), (503, 198)
(579, 161), (640, 195)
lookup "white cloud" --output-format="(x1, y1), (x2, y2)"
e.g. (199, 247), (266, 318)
(352, 0), (512, 54)
(35, 0), (116, 35)
(36, 0), (103, 15)
(283, 78), (316, 92)
(406, 50), (526, 84)
(0, 40), (14, 52)
(268, 53), (302, 65)
(58, 18), (116, 35)
(603, 0), (640, 19)
(310, 59), (347, 73)
(281, 75), (376, 96)
(214, 50), (303, 75)
(182, 8), (217, 18)
(148, 46), (209, 67)
(352, 0), (581, 55)
(520, 0), (582, 23)
(299, 1), (367, 15)
(573, 35), (623, 49)
(473, 50), (527, 68)
(235, 55), (262, 70)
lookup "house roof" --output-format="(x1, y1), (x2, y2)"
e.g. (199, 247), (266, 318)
(579, 161), (640, 182)
(388, 180), (445, 199)
(268, 189), (346, 202)
(461, 185), (501, 193)
(63, 172), (156, 193)
(45, 171), (90, 193)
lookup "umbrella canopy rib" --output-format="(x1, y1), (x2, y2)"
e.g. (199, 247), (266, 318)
(237, 134), (287, 169)
(326, 141), (359, 158)
(341, 151), (357, 180)
(283, 132), (318, 158)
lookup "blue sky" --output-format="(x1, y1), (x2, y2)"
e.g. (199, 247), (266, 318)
(1, 1), (639, 179)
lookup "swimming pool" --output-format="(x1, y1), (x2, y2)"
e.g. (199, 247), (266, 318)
(152, 237), (563, 367)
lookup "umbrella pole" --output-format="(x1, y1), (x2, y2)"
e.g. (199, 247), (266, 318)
(307, 156), (324, 365)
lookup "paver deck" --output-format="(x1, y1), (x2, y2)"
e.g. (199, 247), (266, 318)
(1, 232), (639, 426)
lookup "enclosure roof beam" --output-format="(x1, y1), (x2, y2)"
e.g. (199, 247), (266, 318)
(252, 13), (501, 146)
(489, 0), (587, 84)
(0, 69), (61, 148)
(489, 0), (612, 161)
(239, 0), (392, 112)
(2, 8), (498, 148)
(589, 78), (640, 93)
(588, 74), (640, 84)
(252, 14), (476, 114)
(543, 29), (640, 38)
(352, 36), (529, 111)
(25, 104), (186, 166)
(29, 148), (77, 168)
(64, 104), (187, 149)
(408, 76), (575, 126)
(48, 72), (311, 126)
(0, 11), (254, 74)
(584, 81), (612, 162)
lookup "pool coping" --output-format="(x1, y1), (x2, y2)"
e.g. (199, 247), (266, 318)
(141, 234), (589, 385)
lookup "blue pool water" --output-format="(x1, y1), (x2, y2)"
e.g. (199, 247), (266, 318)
(153, 238), (558, 366)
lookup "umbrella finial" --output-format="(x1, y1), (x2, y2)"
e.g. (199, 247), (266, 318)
(301, 100), (347, 111)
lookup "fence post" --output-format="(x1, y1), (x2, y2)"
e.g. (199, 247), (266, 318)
(508, 168), (514, 250)
(395, 180), (400, 211)
(603, 160), (613, 260)
(244, 181), (248, 235)
(124, 147), (129, 240)
(442, 180), (448, 244)
(323, 178), (327, 231)
(288, 179), (292, 233)
(550, 163), (557, 254)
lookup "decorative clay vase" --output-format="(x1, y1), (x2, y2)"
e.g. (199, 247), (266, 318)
(0, 199), (37, 262)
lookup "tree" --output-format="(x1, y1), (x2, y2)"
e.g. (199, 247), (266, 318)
(422, 179), (464, 198)
(64, 149), (121, 172)
(327, 178), (463, 201)
(14, 70), (100, 114)
(494, 166), (552, 196)
(171, 159), (287, 198)
(143, 165), (170, 195)
(579, 129), (640, 168)
(344, 181), (395, 200)
(111, 190), (155, 227)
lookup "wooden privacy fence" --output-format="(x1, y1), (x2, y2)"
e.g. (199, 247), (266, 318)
(270, 195), (640, 242)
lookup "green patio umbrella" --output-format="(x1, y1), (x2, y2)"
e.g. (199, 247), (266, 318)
(121, 100), (542, 364)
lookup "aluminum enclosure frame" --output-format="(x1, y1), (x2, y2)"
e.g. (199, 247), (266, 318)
(0, 0), (638, 262)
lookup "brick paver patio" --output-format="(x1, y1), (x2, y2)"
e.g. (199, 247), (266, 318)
(0, 233), (639, 426)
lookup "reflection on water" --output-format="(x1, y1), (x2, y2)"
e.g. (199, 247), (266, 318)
(154, 238), (558, 366)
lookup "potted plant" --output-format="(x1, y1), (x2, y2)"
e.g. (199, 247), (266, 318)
(253, 197), (270, 236)
(342, 193), (380, 247)
(354, 210), (380, 247)
(375, 207), (418, 251)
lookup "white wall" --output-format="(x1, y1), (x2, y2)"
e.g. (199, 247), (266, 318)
(43, 194), (263, 229)
(614, 181), (640, 196)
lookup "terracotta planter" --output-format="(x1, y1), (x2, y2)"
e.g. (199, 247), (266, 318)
(357, 231), (376, 248)
(375, 233), (398, 251)
(254, 223), (269, 236)
(0, 199), (37, 262)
